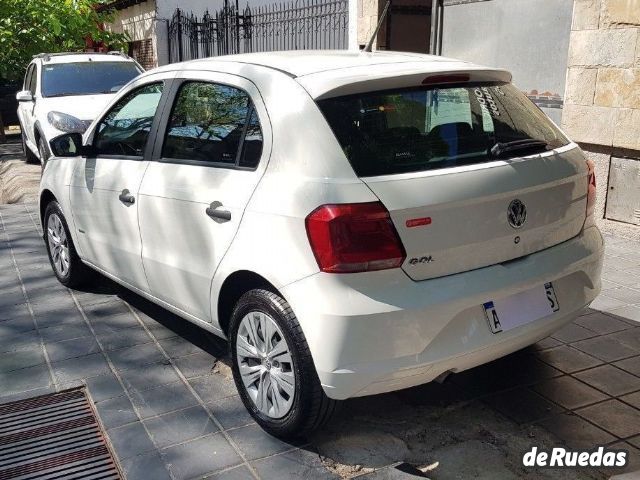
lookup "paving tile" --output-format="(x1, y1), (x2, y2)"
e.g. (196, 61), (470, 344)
(207, 395), (255, 430)
(0, 315), (34, 337)
(0, 302), (30, 323)
(575, 312), (633, 335)
(534, 345), (603, 373)
(144, 405), (218, 449)
(537, 413), (617, 449)
(120, 450), (172, 480)
(52, 352), (110, 383)
(629, 435), (640, 449)
(204, 465), (254, 480)
(0, 386), (56, 404)
(95, 395), (139, 430)
(0, 289), (27, 308)
(189, 373), (239, 403)
(551, 323), (597, 343)
(33, 309), (86, 330)
(615, 356), (640, 377)
(0, 346), (45, 373)
(159, 336), (205, 359)
(146, 322), (179, 340)
(0, 364), (51, 395)
(620, 391), (640, 410)
(38, 323), (92, 343)
(608, 305), (640, 325)
(83, 300), (131, 320)
(610, 328), (640, 351)
(252, 447), (338, 479)
(530, 336), (562, 350)
(532, 375), (608, 410)
(45, 336), (101, 362)
(108, 343), (166, 371)
(129, 381), (198, 419)
(574, 365), (640, 397)
(605, 287), (640, 305)
(607, 442), (640, 475)
(228, 423), (295, 460)
(85, 373), (125, 403)
(120, 361), (181, 392)
(91, 315), (145, 336)
(96, 326), (153, 351)
(577, 399), (640, 438)
(590, 295), (629, 313)
(174, 351), (217, 379)
(107, 421), (156, 460)
(571, 335), (638, 363)
(161, 433), (242, 480)
(0, 329), (41, 353)
(484, 387), (563, 424)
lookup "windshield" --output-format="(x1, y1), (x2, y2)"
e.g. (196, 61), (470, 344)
(41, 62), (141, 98)
(318, 83), (569, 177)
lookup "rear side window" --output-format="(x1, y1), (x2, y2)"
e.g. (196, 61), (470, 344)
(162, 81), (263, 168)
(318, 83), (569, 177)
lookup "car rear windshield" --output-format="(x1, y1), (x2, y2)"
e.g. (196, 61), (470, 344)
(318, 83), (570, 177)
(41, 62), (141, 98)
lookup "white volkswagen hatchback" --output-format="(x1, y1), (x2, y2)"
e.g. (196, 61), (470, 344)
(40, 51), (603, 437)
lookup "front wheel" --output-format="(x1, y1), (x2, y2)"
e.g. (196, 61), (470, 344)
(230, 289), (338, 438)
(38, 136), (49, 168)
(21, 131), (38, 164)
(43, 201), (95, 287)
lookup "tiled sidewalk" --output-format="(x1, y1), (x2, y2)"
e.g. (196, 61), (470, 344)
(1, 200), (640, 479)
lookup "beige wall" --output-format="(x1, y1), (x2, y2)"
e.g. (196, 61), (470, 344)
(106, 1), (159, 68)
(562, 0), (640, 151)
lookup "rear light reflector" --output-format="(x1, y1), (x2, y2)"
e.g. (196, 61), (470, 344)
(406, 217), (432, 228)
(586, 159), (596, 216)
(305, 202), (406, 273)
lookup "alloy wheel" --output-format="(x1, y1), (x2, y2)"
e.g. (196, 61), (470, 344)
(236, 311), (296, 419)
(47, 213), (70, 277)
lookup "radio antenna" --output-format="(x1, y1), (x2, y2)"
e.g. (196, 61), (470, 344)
(363, 0), (392, 53)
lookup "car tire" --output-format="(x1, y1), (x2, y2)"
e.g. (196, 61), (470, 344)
(230, 288), (338, 438)
(38, 136), (49, 168)
(43, 201), (95, 288)
(21, 131), (38, 164)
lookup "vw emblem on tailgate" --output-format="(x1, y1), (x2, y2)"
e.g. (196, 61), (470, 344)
(507, 199), (527, 229)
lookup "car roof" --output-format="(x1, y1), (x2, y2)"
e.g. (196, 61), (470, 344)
(149, 50), (512, 99)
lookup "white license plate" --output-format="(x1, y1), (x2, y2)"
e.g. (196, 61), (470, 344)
(483, 282), (559, 334)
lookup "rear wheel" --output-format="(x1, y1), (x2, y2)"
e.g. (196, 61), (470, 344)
(230, 289), (337, 438)
(21, 131), (38, 164)
(43, 201), (95, 287)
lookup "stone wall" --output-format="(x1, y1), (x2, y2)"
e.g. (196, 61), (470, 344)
(562, 0), (640, 151)
(562, 0), (640, 239)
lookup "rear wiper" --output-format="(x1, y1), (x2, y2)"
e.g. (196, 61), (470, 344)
(490, 139), (551, 158)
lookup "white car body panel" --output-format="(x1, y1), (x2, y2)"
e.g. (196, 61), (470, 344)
(39, 51), (604, 402)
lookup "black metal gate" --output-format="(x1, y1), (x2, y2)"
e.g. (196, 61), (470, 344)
(168, 0), (348, 63)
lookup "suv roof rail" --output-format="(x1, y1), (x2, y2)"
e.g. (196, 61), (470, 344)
(32, 51), (130, 61)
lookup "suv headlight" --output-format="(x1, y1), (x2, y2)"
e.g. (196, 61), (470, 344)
(47, 111), (88, 133)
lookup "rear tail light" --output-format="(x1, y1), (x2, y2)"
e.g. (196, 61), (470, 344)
(586, 159), (596, 216)
(305, 202), (406, 273)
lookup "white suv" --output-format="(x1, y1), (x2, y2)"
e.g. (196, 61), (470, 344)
(16, 52), (142, 166)
(40, 51), (603, 438)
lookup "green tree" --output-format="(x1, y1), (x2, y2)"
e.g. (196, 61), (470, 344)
(0, 0), (129, 81)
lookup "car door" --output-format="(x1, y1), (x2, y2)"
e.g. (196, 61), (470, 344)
(138, 72), (271, 321)
(69, 77), (168, 290)
(18, 64), (37, 148)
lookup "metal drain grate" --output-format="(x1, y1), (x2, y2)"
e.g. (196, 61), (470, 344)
(0, 388), (122, 480)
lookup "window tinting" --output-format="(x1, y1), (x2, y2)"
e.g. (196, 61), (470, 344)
(94, 83), (163, 157)
(163, 82), (262, 167)
(41, 62), (141, 97)
(318, 83), (569, 177)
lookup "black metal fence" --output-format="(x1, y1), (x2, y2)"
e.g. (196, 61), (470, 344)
(168, 0), (348, 63)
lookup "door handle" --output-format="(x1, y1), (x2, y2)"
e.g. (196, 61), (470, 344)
(206, 202), (231, 221)
(118, 189), (135, 205)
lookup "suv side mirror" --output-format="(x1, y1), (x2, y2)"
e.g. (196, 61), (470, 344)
(16, 90), (34, 102)
(50, 133), (92, 157)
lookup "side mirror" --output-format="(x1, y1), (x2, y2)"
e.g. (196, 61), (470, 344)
(16, 90), (34, 102)
(49, 133), (92, 157)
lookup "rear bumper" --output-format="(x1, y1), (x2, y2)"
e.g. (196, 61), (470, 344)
(281, 226), (604, 400)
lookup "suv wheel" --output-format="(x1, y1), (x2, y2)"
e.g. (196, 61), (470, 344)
(43, 201), (95, 287)
(21, 131), (38, 164)
(230, 289), (338, 438)
(38, 136), (49, 168)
